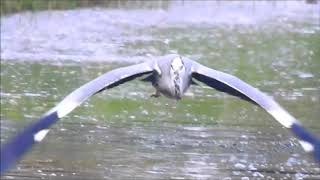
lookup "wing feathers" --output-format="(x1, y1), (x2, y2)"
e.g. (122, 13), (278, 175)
(191, 61), (320, 162)
(48, 62), (153, 118)
(0, 62), (153, 174)
(1, 112), (58, 173)
(192, 72), (255, 103)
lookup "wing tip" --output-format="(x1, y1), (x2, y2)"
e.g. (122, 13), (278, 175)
(291, 123), (320, 163)
(34, 129), (50, 142)
(0, 111), (59, 175)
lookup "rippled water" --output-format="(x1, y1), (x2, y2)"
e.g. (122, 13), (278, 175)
(1, 1), (320, 179)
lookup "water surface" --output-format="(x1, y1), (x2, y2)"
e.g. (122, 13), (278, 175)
(1, 1), (320, 179)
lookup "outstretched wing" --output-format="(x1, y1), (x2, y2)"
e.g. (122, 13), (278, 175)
(0, 62), (154, 174)
(191, 61), (320, 162)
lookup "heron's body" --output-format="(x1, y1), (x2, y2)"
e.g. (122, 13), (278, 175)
(1, 54), (319, 174)
(150, 55), (191, 99)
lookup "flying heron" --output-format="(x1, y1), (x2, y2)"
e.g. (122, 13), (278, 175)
(1, 54), (319, 173)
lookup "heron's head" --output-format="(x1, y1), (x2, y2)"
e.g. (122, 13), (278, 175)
(170, 56), (186, 99)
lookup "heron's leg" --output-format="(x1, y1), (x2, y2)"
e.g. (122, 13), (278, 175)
(150, 90), (161, 98)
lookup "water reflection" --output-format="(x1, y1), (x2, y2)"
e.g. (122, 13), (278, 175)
(1, 1), (320, 179)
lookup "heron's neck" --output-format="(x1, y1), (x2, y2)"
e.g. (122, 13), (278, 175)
(173, 71), (181, 98)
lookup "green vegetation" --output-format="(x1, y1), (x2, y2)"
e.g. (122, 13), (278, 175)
(0, 0), (169, 16)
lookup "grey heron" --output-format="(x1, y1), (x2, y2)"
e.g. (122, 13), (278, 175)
(1, 54), (319, 174)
